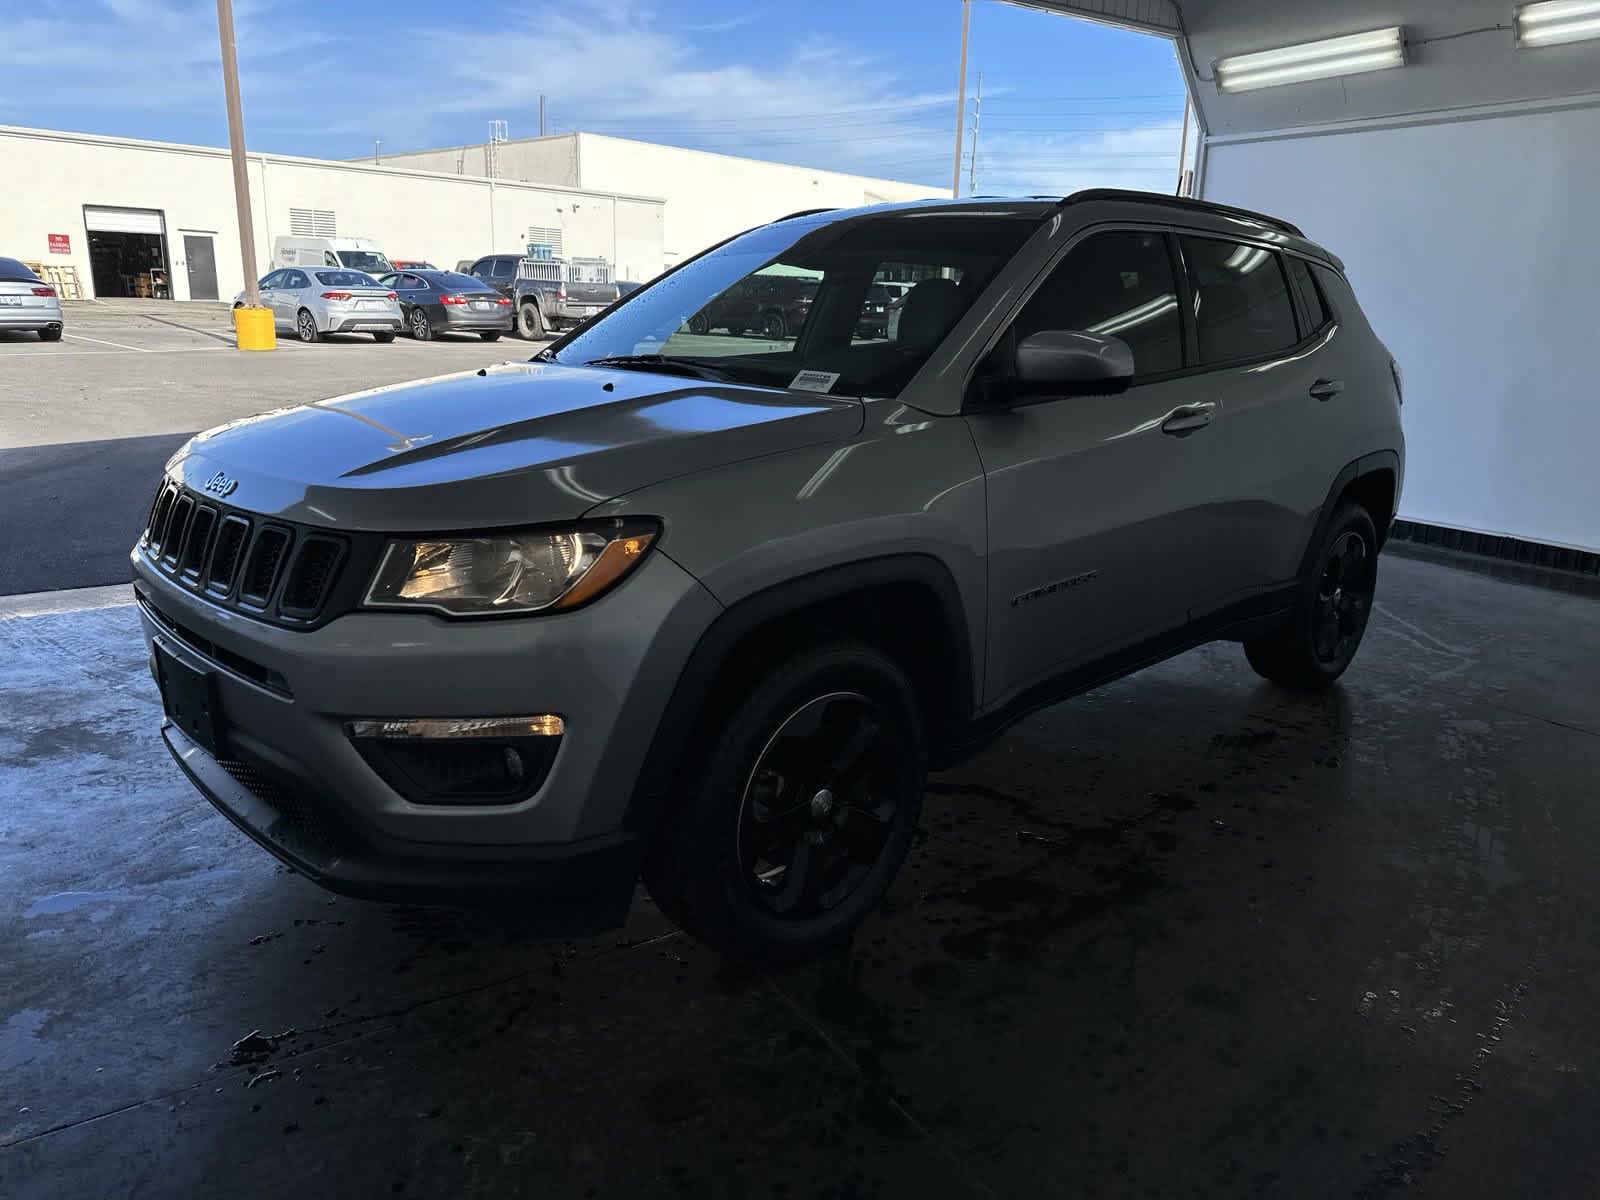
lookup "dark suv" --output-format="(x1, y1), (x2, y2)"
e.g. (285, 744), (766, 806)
(135, 191), (1402, 959)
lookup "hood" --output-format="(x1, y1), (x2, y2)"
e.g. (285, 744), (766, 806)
(166, 362), (863, 531)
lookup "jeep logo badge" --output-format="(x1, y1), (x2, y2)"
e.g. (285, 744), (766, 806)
(203, 471), (238, 498)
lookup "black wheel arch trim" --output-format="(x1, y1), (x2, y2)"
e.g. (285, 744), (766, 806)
(1299, 450), (1401, 582)
(625, 553), (975, 836)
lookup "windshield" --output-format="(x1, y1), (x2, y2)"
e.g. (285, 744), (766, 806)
(315, 270), (381, 288)
(336, 250), (393, 274)
(551, 211), (1037, 399)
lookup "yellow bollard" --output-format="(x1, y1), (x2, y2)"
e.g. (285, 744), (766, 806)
(233, 305), (276, 351)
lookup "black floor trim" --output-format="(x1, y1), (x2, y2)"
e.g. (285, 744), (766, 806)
(1389, 520), (1599, 578)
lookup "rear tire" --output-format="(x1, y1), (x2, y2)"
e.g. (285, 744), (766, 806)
(762, 310), (788, 340)
(479, 331), (501, 342)
(295, 309), (321, 343)
(408, 308), (433, 341)
(373, 331), (396, 344)
(518, 301), (545, 339)
(39, 326), (63, 342)
(1245, 501), (1378, 690)
(643, 640), (926, 961)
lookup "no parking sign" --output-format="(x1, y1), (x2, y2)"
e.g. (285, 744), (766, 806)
(48, 233), (70, 254)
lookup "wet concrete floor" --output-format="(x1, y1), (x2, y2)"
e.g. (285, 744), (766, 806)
(3, 549), (1599, 1198)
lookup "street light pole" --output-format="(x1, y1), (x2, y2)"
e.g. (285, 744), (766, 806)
(216, 0), (261, 308)
(951, 0), (971, 198)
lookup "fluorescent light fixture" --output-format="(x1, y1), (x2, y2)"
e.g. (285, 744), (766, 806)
(1516, 0), (1600, 47)
(1215, 27), (1406, 93)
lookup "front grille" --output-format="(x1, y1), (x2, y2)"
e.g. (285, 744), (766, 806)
(138, 481), (364, 629)
(240, 527), (291, 606)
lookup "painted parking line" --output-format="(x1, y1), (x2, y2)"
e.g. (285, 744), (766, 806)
(0, 345), (236, 361)
(64, 332), (153, 353)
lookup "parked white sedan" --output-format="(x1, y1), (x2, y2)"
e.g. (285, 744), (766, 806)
(235, 268), (402, 343)
(0, 257), (64, 341)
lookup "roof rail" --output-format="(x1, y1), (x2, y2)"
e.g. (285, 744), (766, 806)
(1059, 189), (1305, 239)
(774, 207), (838, 222)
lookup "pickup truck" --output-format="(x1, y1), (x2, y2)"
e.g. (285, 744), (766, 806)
(466, 254), (621, 339)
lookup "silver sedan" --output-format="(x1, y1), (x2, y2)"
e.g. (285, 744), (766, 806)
(0, 257), (64, 341)
(235, 267), (402, 343)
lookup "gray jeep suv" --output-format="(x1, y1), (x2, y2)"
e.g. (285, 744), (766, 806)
(133, 192), (1403, 958)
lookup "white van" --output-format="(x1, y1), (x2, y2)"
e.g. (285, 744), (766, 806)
(272, 236), (393, 277)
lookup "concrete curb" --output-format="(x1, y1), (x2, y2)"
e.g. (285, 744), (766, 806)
(0, 583), (135, 619)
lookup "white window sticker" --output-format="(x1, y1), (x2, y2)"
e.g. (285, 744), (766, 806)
(789, 370), (841, 394)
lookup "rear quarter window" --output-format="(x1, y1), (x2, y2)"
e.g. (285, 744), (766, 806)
(1180, 236), (1299, 366)
(1285, 256), (1331, 332)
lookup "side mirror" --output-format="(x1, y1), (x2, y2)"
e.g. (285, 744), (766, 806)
(1015, 330), (1135, 397)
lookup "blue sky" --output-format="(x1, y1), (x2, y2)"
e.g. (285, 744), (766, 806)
(1, 0), (1188, 193)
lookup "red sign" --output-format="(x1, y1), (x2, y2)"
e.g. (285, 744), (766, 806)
(48, 234), (71, 255)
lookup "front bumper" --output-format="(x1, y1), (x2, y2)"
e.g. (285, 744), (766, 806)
(135, 544), (722, 911)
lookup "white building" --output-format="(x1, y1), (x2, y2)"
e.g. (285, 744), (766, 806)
(374, 132), (947, 268)
(0, 124), (667, 303)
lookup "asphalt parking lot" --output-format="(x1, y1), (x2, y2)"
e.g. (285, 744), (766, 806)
(0, 301), (548, 594)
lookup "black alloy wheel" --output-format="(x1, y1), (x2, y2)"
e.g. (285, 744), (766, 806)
(1313, 530), (1370, 664)
(737, 691), (899, 918)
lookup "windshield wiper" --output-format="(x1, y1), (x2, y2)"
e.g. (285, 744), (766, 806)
(581, 354), (735, 382)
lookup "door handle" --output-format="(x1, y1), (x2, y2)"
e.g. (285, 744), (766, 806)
(1309, 378), (1345, 401)
(1161, 402), (1216, 436)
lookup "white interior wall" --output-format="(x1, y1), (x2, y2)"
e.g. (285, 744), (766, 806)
(1204, 98), (1600, 553)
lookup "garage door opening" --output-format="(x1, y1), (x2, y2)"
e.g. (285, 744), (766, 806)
(84, 206), (170, 299)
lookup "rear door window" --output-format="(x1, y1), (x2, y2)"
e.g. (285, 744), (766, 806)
(1013, 230), (1183, 378)
(1180, 237), (1299, 365)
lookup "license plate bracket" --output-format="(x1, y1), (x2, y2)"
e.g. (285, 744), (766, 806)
(154, 642), (225, 755)
(0, 296), (21, 307)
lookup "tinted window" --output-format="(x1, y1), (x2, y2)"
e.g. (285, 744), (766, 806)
(436, 271), (491, 291)
(259, 270), (285, 288)
(1311, 264), (1345, 319)
(285, 271), (309, 289)
(314, 270), (379, 288)
(1014, 230), (1182, 377)
(490, 257), (515, 279)
(1285, 255), (1329, 331)
(1181, 237), (1298, 365)
(0, 257), (40, 283)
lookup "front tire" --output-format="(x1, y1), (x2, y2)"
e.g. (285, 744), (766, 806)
(518, 301), (545, 339)
(295, 309), (321, 343)
(1245, 501), (1378, 690)
(643, 640), (926, 960)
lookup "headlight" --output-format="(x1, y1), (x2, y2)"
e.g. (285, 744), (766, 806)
(363, 520), (658, 616)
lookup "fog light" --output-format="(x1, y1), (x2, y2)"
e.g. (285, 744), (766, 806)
(346, 715), (563, 805)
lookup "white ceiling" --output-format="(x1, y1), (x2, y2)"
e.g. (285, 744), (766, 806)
(1014, 0), (1600, 136)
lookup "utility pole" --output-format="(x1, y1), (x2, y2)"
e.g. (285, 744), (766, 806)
(1175, 100), (1190, 196)
(967, 71), (983, 197)
(539, 95), (547, 138)
(216, 0), (261, 309)
(951, 0), (971, 197)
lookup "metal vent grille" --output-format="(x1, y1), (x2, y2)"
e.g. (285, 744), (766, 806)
(239, 528), (292, 605)
(289, 208), (337, 237)
(526, 226), (563, 258)
(179, 506), (217, 581)
(280, 538), (344, 616)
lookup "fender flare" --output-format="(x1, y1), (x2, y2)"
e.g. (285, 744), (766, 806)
(623, 553), (975, 836)
(1298, 449), (1402, 582)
